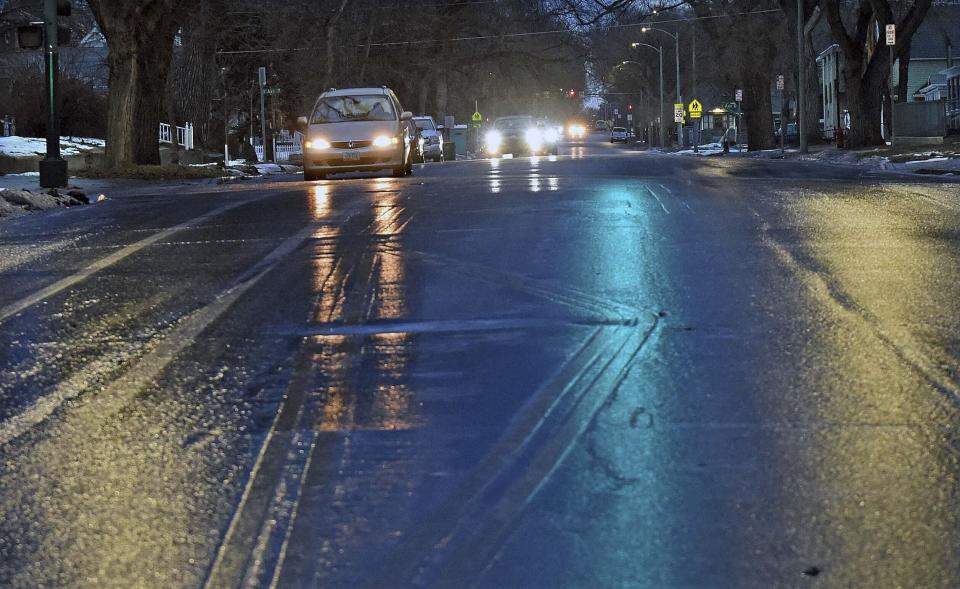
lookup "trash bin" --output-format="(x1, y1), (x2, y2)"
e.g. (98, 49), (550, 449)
(451, 124), (468, 157)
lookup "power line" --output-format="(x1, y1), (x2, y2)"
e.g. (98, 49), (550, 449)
(215, 8), (782, 55)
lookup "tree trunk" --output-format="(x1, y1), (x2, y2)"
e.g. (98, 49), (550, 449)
(743, 73), (775, 151)
(801, 32), (821, 144)
(103, 32), (174, 166)
(844, 73), (885, 147)
(88, 0), (198, 169)
(323, 0), (350, 88)
(436, 69), (448, 122)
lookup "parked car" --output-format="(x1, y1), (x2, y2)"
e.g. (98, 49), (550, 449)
(298, 87), (414, 180)
(610, 127), (629, 143)
(413, 116), (444, 162)
(483, 115), (559, 157)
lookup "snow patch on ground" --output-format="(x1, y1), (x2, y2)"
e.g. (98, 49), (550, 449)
(0, 136), (105, 157)
(675, 142), (728, 156)
(253, 163), (285, 174)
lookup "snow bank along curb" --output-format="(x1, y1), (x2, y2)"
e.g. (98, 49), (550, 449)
(0, 187), (91, 219)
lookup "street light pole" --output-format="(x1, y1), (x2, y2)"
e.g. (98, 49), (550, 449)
(797, 0), (807, 154)
(621, 50), (663, 148)
(640, 27), (681, 146)
(39, 0), (67, 187)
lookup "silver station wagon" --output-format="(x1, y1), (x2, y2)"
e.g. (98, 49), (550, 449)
(299, 87), (414, 180)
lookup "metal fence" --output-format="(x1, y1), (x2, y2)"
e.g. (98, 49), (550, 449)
(947, 98), (960, 134)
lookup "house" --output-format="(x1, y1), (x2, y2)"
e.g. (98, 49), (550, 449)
(816, 44), (849, 139)
(815, 3), (960, 140)
(915, 71), (948, 101)
(943, 65), (960, 132)
(890, 3), (960, 102)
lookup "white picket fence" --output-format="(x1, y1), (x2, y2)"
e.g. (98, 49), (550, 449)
(159, 122), (195, 150)
(254, 130), (302, 162)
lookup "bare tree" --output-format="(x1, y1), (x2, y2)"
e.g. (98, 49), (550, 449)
(87, 0), (200, 168)
(820, 0), (932, 147)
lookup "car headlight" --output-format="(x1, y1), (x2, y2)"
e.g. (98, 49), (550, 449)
(525, 128), (543, 149)
(306, 138), (330, 150)
(485, 131), (502, 150)
(544, 128), (559, 143)
(373, 135), (397, 148)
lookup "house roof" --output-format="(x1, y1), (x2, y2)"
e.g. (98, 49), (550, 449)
(910, 4), (960, 59)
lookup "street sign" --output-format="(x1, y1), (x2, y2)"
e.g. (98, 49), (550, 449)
(735, 89), (743, 102)
(627, 114), (633, 122)
(674, 105), (684, 123)
(885, 24), (896, 46)
(264, 87), (281, 96)
(258, 66), (266, 87)
(688, 99), (702, 119)
(472, 111), (482, 123)
(776, 75), (784, 91)
(613, 108), (619, 116)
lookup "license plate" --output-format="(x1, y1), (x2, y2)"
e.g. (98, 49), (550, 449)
(342, 151), (360, 161)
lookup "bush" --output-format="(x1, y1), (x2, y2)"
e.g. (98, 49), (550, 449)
(4, 65), (107, 139)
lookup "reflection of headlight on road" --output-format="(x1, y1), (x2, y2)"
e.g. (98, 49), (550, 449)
(485, 130), (502, 150)
(525, 128), (543, 150)
(305, 138), (330, 150)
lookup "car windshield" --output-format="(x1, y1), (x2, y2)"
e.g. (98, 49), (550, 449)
(494, 117), (534, 130)
(613, 127), (626, 132)
(413, 118), (435, 131)
(311, 95), (396, 123)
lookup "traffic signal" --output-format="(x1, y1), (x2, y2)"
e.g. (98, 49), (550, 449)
(16, 24), (70, 48)
(16, 1), (71, 49)
(628, 104), (633, 111)
(568, 89), (577, 98)
(17, 25), (43, 49)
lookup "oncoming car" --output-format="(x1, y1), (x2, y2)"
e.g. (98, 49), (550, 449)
(299, 87), (414, 180)
(566, 123), (587, 140)
(484, 116), (560, 157)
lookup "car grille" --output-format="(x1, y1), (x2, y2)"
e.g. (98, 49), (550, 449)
(330, 140), (372, 149)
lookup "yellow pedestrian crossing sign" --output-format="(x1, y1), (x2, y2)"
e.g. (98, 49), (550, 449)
(688, 99), (703, 119)
(472, 111), (483, 123)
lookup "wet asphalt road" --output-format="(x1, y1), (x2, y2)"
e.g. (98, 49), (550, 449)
(1, 137), (959, 588)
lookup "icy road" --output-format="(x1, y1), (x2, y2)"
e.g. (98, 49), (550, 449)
(1, 137), (959, 588)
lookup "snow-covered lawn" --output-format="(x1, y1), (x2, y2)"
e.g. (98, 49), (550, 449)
(0, 136), (105, 157)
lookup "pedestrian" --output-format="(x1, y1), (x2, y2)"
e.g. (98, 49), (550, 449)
(722, 125), (737, 154)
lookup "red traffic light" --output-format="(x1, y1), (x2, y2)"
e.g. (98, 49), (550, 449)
(628, 104), (633, 111)
(568, 89), (577, 97)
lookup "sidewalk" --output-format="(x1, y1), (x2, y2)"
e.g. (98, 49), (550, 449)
(670, 139), (960, 176)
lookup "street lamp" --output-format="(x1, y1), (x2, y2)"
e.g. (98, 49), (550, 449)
(638, 25), (682, 147)
(618, 51), (663, 148)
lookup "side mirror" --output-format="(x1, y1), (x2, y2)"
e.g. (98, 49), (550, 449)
(401, 111), (413, 121)
(297, 116), (308, 127)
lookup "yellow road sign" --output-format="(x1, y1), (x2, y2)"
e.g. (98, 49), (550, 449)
(688, 99), (703, 119)
(472, 111), (483, 122)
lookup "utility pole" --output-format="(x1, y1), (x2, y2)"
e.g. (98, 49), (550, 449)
(221, 67), (229, 166)
(39, 0), (68, 187)
(886, 24), (896, 145)
(797, 0), (807, 154)
(258, 66), (268, 163)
